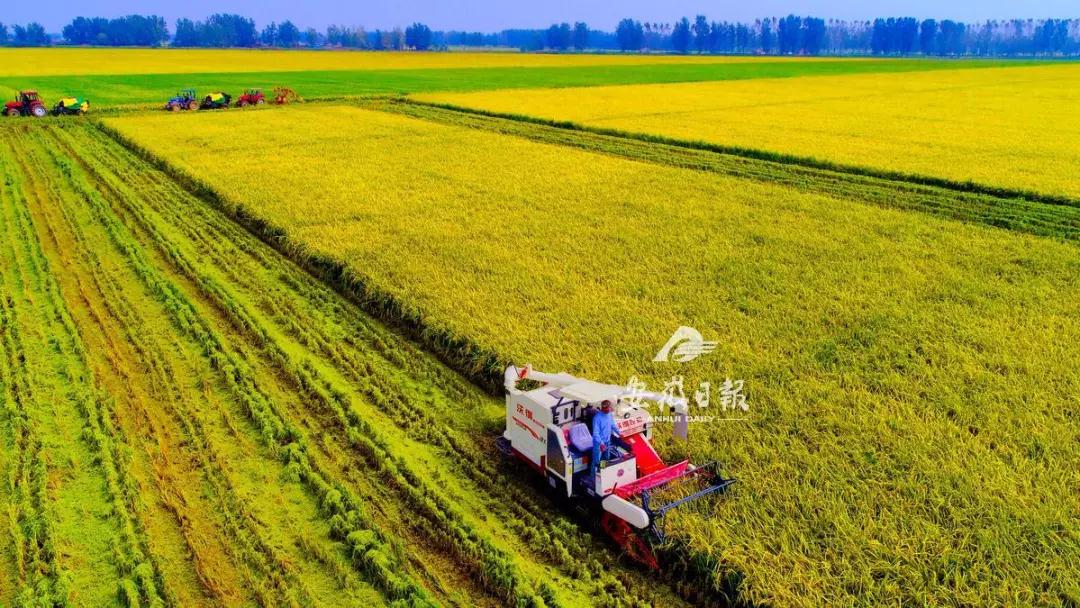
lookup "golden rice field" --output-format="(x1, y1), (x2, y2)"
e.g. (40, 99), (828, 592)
(416, 63), (1080, 200)
(0, 47), (836, 77)
(106, 105), (1080, 607)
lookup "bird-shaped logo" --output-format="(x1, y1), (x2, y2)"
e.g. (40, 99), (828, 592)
(653, 326), (717, 363)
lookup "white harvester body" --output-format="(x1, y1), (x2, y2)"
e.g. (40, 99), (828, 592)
(501, 364), (732, 554)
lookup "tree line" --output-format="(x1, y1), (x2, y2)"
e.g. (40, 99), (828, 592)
(2, 14), (1078, 56)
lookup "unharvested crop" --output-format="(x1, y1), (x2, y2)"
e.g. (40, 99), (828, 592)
(417, 63), (1080, 200)
(107, 105), (1080, 607)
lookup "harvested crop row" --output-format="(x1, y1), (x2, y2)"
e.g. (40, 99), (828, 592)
(415, 63), (1080, 201)
(0, 121), (693, 607)
(104, 105), (1080, 607)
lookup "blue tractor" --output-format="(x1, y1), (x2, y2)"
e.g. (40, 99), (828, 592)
(165, 89), (200, 112)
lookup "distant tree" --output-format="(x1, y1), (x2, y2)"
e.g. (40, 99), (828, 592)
(760, 18), (775, 53)
(692, 15), (710, 52)
(572, 22), (589, 50)
(405, 22), (433, 50)
(0, 23), (8, 45)
(390, 27), (405, 50)
(919, 19), (937, 54)
(615, 18), (644, 51)
(544, 22), (571, 50)
(671, 17), (691, 53)
(303, 27), (321, 47)
(735, 23), (751, 52)
(173, 19), (197, 46)
(260, 22), (278, 46)
(277, 21), (299, 47)
(802, 17), (826, 54)
(937, 20), (966, 55)
(13, 23), (48, 46)
(777, 15), (801, 54)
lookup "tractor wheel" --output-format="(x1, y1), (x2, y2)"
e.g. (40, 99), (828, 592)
(255, 98), (265, 105)
(31, 106), (47, 118)
(188, 101), (199, 111)
(238, 100), (249, 108)
(6, 108), (19, 117)
(169, 103), (180, 112)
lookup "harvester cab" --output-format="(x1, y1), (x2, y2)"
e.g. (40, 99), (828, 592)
(5, 90), (47, 118)
(501, 365), (735, 568)
(53, 97), (90, 116)
(236, 89), (265, 107)
(166, 89), (199, 112)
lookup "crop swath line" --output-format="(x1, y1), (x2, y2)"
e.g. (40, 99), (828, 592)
(0, 141), (71, 607)
(24, 126), (338, 606)
(32, 125), (432, 607)
(5, 130), (185, 608)
(383, 99), (1080, 242)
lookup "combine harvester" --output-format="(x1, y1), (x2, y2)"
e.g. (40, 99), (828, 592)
(501, 365), (735, 568)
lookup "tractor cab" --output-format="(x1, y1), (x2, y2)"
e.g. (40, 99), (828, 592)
(18, 91), (40, 103)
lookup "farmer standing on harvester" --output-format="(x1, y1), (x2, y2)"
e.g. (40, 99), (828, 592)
(591, 400), (622, 478)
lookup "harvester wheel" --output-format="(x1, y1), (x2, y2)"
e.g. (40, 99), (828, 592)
(599, 512), (660, 570)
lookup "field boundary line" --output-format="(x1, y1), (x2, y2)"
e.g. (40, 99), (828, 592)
(396, 97), (1080, 209)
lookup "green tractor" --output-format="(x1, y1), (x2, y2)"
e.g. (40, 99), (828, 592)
(53, 97), (90, 116)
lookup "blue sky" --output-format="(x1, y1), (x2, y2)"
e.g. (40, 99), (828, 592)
(11, 1), (1079, 33)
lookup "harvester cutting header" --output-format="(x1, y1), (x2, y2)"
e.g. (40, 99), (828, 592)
(501, 365), (735, 568)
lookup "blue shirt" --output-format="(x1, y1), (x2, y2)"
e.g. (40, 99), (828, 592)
(592, 410), (619, 445)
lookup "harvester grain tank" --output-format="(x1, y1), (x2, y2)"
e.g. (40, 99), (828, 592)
(5, 91), (47, 117)
(500, 365), (735, 568)
(200, 92), (232, 110)
(53, 97), (90, 116)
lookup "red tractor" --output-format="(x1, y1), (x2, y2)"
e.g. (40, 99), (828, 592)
(235, 89), (266, 107)
(5, 91), (48, 118)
